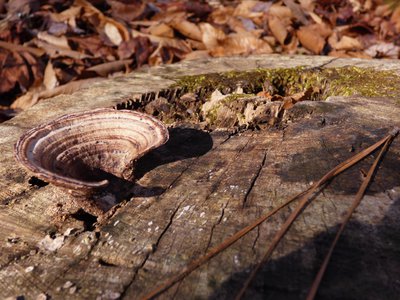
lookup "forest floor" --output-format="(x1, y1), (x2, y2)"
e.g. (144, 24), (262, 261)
(1, 0), (400, 121)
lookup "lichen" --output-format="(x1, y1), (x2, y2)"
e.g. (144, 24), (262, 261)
(173, 67), (400, 101)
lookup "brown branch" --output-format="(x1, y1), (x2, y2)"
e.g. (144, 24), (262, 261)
(235, 129), (397, 299)
(306, 128), (399, 300)
(142, 130), (396, 300)
(140, 189), (310, 300)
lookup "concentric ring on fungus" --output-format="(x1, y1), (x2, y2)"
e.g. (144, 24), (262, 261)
(14, 108), (169, 194)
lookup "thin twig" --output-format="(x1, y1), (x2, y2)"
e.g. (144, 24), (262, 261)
(142, 131), (394, 300)
(306, 129), (398, 300)
(140, 189), (309, 300)
(235, 131), (395, 299)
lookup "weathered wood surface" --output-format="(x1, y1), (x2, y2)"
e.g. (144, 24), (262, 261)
(0, 55), (400, 299)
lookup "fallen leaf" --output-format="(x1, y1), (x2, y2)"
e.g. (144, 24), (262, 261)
(8, 51), (30, 92)
(77, 0), (130, 45)
(309, 11), (323, 24)
(299, 0), (315, 12)
(37, 31), (70, 50)
(148, 42), (174, 66)
(107, 0), (150, 22)
(43, 61), (58, 90)
(390, 6), (400, 32)
(183, 50), (210, 61)
(12, 77), (106, 110)
(33, 39), (93, 60)
(269, 4), (293, 19)
(283, 0), (309, 24)
(116, 36), (153, 66)
(209, 6), (235, 25)
(186, 39), (206, 50)
(69, 35), (114, 58)
(233, 0), (269, 19)
(297, 25), (326, 54)
(334, 35), (363, 50)
(0, 40), (45, 56)
(365, 42), (400, 58)
(104, 22), (123, 45)
(200, 23), (226, 49)
(131, 29), (191, 53)
(268, 16), (288, 44)
(211, 33), (273, 57)
(148, 23), (174, 38)
(170, 19), (203, 42)
(85, 59), (133, 77)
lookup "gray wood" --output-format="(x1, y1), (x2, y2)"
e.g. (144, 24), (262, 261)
(0, 55), (399, 300)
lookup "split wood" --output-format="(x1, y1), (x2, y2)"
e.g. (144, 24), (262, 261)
(142, 129), (399, 300)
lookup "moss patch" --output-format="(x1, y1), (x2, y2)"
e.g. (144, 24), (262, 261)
(173, 66), (400, 101)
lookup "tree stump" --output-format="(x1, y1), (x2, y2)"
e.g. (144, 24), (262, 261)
(1, 55), (399, 299)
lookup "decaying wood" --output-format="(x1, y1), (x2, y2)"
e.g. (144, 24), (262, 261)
(0, 55), (400, 300)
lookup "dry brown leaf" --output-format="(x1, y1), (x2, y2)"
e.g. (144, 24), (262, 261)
(346, 51), (371, 59)
(131, 29), (191, 53)
(130, 20), (159, 27)
(11, 77), (106, 110)
(10, 89), (40, 110)
(269, 4), (293, 19)
(375, 4), (391, 17)
(283, 0), (308, 24)
(148, 23), (174, 38)
(183, 50), (211, 61)
(43, 61), (58, 90)
(309, 11), (323, 24)
(104, 22), (123, 45)
(328, 49), (371, 58)
(211, 33), (273, 57)
(200, 23), (226, 49)
(297, 25), (325, 54)
(151, 11), (187, 23)
(107, 0), (149, 22)
(76, 0), (130, 45)
(334, 35), (363, 50)
(20, 51), (43, 88)
(186, 39), (206, 50)
(170, 19), (203, 42)
(33, 39), (92, 60)
(209, 6), (234, 25)
(299, 0), (315, 12)
(148, 42), (174, 66)
(391, 6), (400, 32)
(85, 59), (133, 77)
(365, 42), (399, 58)
(283, 35), (299, 54)
(233, 1), (265, 18)
(9, 51), (30, 92)
(268, 16), (288, 44)
(68, 36), (115, 58)
(0, 40), (44, 56)
(37, 32), (70, 50)
(50, 6), (81, 23)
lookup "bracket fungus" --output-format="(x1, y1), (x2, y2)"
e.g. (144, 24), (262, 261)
(15, 108), (169, 195)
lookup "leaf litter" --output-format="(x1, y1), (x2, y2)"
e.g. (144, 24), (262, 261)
(1, 0), (400, 120)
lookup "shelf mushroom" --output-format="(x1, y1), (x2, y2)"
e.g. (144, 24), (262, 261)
(15, 108), (169, 195)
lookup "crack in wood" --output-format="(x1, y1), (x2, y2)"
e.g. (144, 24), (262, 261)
(242, 150), (268, 208)
(120, 203), (182, 299)
(205, 202), (228, 252)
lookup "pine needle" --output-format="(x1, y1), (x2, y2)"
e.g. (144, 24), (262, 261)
(142, 129), (397, 300)
(306, 128), (399, 300)
(235, 129), (397, 299)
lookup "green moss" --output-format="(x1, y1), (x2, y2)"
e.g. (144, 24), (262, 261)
(173, 67), (400, 101)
